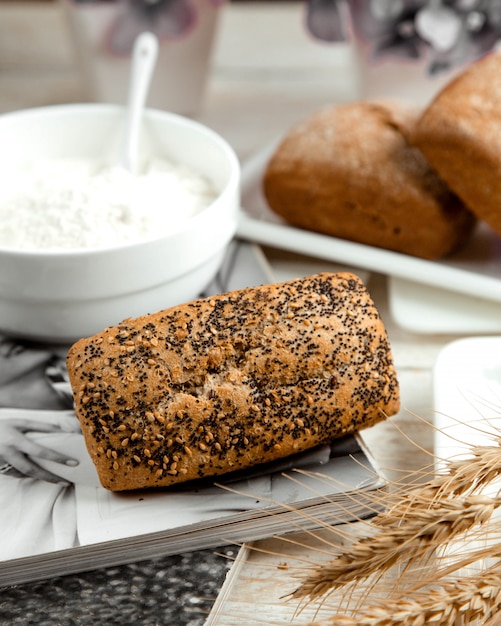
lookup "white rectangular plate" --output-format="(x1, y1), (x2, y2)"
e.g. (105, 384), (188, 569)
(389, 278), (501, 335)
(237, 141), (501, 304)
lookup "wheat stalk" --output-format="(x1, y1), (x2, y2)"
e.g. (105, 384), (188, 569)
(276, 427), (501, 626)
(301, 557), (501, 626)
(221, 419), (501, 626)
(291, 436), (501, 602)
(434, 438), (501, 497)
(292, 493), (500, 601)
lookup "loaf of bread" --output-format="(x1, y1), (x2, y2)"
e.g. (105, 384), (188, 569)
(263, 100), (476, 260)
(411, 52), (501, 235)
(66, 273), (400, 491)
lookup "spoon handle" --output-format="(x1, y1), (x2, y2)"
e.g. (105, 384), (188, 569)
(121, 32), (159, 175)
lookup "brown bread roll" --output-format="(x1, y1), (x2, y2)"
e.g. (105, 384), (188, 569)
(411, 51), (501, 235)
(263, 100), (476, 260)
(66, 273), (400, 491)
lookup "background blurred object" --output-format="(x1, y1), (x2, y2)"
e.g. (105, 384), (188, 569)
(60, 0), (225, 115)
(306, 0), (501, 104)
(0, 1), (84, 112)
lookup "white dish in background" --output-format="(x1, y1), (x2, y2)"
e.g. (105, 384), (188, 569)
(389, 277), (501, 335)
(237, 141), (501, 304)
(434, 337), (501, 476)
(433, 337), (501, 570)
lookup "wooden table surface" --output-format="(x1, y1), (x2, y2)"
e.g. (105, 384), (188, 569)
(0, 3), (491, 623)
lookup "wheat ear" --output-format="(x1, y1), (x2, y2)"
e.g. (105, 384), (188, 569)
(292, 435), (501, 601)
(292, 493), (500, 600)
(301, 557), (501, 626)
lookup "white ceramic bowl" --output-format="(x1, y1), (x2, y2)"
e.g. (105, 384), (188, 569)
(0, 104), (240, 343)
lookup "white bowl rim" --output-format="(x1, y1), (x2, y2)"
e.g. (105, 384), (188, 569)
(0, 103), (240, 258)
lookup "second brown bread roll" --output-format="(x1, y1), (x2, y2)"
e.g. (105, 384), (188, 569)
(67, 273), (400, 491)
(411, 52), (501, 236)
(263, 100), (476, 260)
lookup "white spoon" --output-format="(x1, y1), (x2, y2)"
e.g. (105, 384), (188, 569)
(120, 31), (159, 175)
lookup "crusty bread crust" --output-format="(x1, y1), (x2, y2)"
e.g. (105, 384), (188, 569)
(67, 273), (400, 491)
(411, 51), (501, 235)
(263, 100), (475, 260)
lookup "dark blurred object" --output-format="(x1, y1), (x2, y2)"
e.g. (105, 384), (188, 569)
(306, 0), (501, 75)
